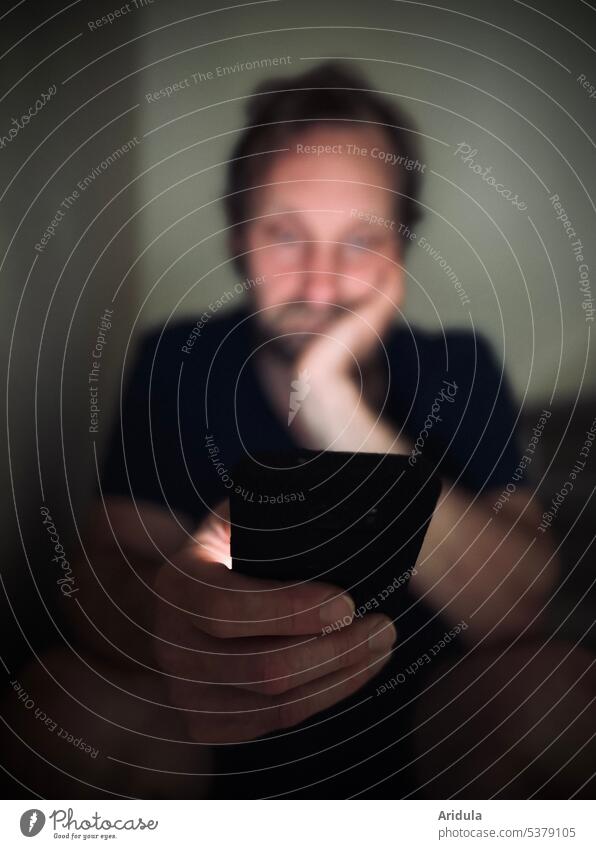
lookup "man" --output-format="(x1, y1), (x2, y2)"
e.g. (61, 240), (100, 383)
(101, 60), (567, 796)
(7, 62), (593, 799)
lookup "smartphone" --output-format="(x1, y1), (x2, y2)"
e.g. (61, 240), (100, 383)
(230, 449), (442, 625)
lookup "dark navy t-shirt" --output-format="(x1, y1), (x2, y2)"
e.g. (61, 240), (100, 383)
(100, 306), (521, 518)
(98, 306), (522, 798)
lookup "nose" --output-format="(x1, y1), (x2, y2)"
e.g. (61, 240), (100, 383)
(302, 242), (337, 305)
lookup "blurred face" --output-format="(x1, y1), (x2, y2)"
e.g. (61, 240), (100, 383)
(240, 125), (405, 359)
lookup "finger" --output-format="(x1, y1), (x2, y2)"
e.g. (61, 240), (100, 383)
(260, 647), (393, 735)
(225, 614), (397, 695)
(157, 554), (356, 638)
(158, 614), (397, 695)
(179, 651), (393, 743)
(352, 274), (399, 338)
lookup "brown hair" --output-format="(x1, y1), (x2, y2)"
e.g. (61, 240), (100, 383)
(224, 61), (424, 278)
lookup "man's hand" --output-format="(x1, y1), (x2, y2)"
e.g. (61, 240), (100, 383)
(153, 501), (397, 743)
(256, 271), (409, 453)
(296, 271), (402, 386)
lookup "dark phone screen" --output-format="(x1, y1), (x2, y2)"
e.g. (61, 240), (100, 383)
(230, 449), (442, 624)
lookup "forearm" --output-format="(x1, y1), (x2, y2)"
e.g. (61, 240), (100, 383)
(296, 382), (559, 640)
(413, 483), (560, 641)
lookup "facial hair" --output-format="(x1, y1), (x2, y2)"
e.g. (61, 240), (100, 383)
(248, 303), (342, 363)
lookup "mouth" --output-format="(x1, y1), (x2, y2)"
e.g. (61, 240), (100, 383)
(279, 318), (330, 335)
(272, 306), (340, 334)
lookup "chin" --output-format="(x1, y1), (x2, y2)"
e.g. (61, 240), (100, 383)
(265, 334), (311, 363)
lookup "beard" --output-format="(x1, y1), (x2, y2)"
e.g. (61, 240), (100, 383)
(248, 302), (343, 363)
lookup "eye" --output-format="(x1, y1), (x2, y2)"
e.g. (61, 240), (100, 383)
(266, 223), (299, 243)
(278, 229), (298, 242)
(345, 234), (372, 251)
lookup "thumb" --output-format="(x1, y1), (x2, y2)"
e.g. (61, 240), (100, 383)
(192, 498), (231, 567)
